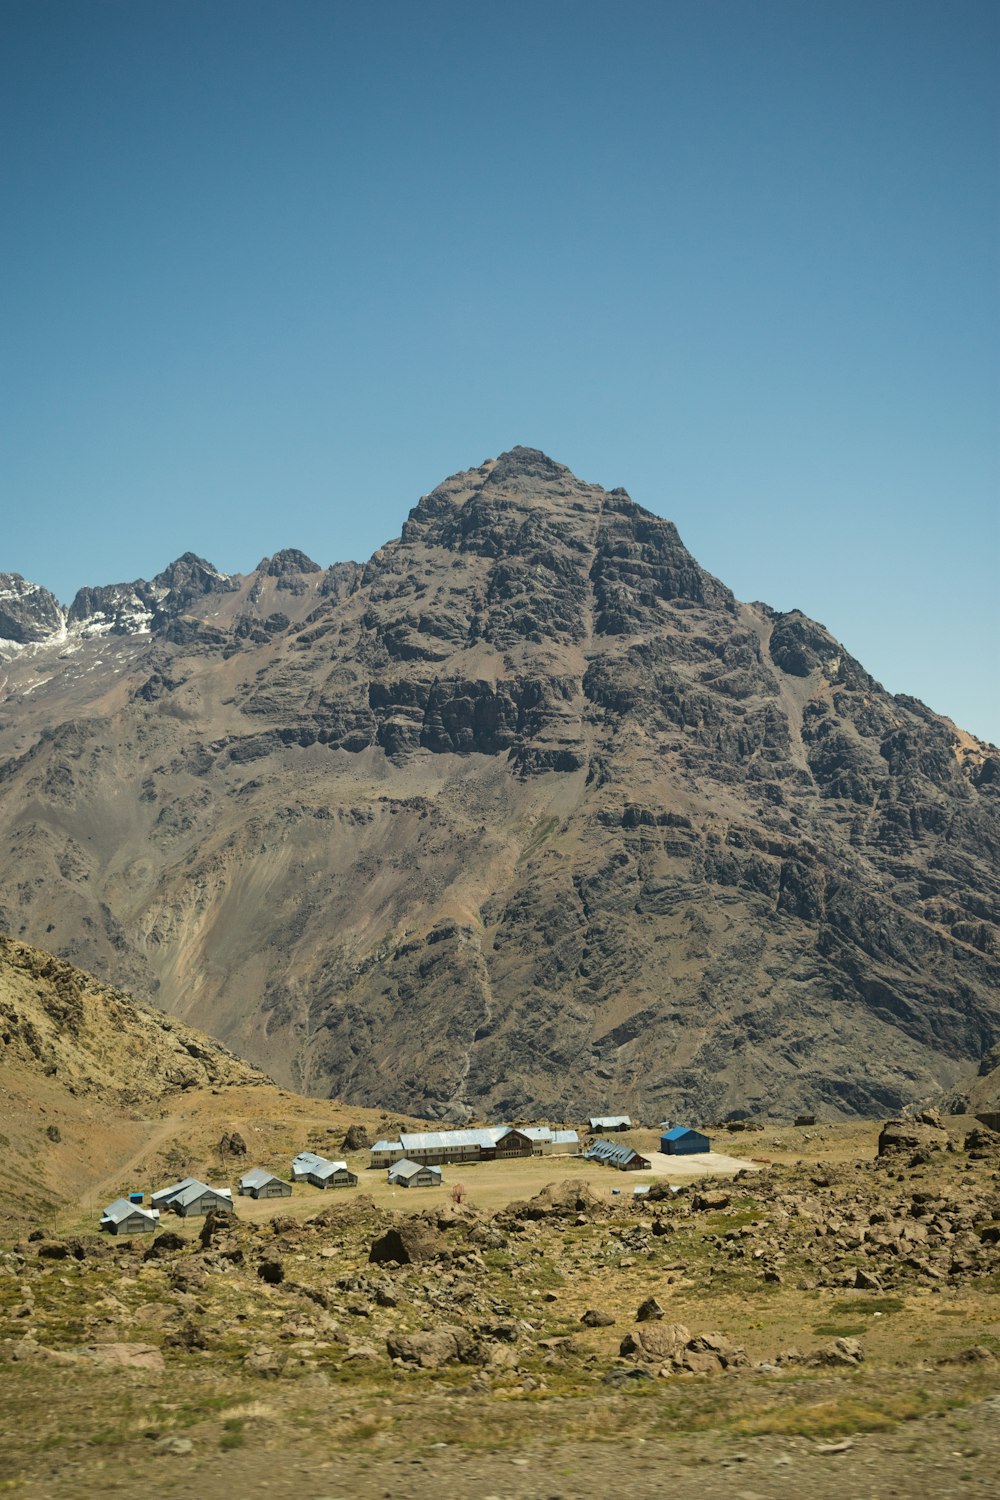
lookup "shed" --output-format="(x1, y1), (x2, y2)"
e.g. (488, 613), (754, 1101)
(99, 1198), (160, 1235)
(151, 1176), (200, 1208)
(387, 1158), (443, 1188)
(291, 1150), (326, 1181)
(589, 1115), (632, 1132)
(305, 1158), (358, 1190)
(153, 1179), (235, 1217)
(238, 1168), (293, 1199)
(660, 1126), (711, 1155)
(584, 1138), (650, 1171)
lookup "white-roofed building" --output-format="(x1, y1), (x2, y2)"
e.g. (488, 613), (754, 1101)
(152, 1179), (234, 1217)
(291, 1150), (326, 1181)
(238, 1168), (293, 1199)
(304, 1158), (358, 1190)
(387, 1158), (443, 1188)
(99, 1198), (160, 1235)
(369, 1124), (580, 1169)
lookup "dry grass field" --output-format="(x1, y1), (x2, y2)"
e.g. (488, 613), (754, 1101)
(2, 1099), (999, 1499)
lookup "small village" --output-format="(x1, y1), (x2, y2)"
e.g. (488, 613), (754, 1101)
(97, 1115), (715, 1233)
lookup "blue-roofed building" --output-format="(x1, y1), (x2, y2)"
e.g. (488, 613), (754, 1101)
(660, 1126), (710, 1155)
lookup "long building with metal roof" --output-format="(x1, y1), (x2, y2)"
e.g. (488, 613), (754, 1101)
(370, 1124), (580, 1168)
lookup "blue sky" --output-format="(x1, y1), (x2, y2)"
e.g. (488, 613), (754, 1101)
(3, 0), (997, 741)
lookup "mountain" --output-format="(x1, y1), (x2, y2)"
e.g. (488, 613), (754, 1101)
(0, 448), (997, 1121)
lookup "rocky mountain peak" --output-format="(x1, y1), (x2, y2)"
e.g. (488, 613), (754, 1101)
(263, 549), (321, 577)
(152, 552), (236, 601)
(0, 573), (64, 644)
(0, 448), (996, 1123)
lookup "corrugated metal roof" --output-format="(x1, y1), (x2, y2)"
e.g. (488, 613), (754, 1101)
(589, 1115), (632, 1129)
(101, 1197), (158, 1223)
(399, 1127), (507, 1151)
(661, 1125), (706, 1141)
(292, 1150), (326, 1168)
(151, 1176), (199, 1204)
(585, 1138), (646, 1168)
(240, 1168), (288, 1190)
(376, 1125), (579, 1159)
(309, 1159), (351, 1179)
(388, 1157), (442, 1181)
(168, 1180), (233, 1209)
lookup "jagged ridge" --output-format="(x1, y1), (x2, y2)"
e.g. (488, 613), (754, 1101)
(0, 447), (997, 1121)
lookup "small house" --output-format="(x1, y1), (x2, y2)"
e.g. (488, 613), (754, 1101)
(151, 1175), (200, 1208)
(291, 1150), (327, 1181)
(238, 1168), (293, 1199)
(152, 1179), (234, 1218)
(584, 1138), (650, 1171)
(305, 1158), (358, 1190)
(589, 1115), (632, 1132)
(99, 1197), (160, 1235)
(660, 1126), (711, 1155)
(387, 1158), (443, 1188)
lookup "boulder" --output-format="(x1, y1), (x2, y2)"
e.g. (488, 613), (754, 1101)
(636, 1296), (666, 1322)
(691, 1190), (730, 1212)
(806, 1337), (864, 1368)
(877, 1120), (949, 1156)
(581, 1308), (616, 1328)
(514, 1179), (604, 1220)
(619, 1322), (691, 1362)
(145, 1230), (186, 1258)
(369, 1221), (446, 1265)
(243, 1344), (286, 1377)
(342, 1124), (371, 1151)
(619, 1322), (747, 1372)
(81, 1342), (164, 1371)
(386, 1325), (478, 1368)
(675, 1332), (748, 1374)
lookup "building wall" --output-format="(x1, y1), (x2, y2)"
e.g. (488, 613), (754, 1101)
(179, 1193), (232, 1216)
(113, 1214), (153, 1234)
(662, 1133), (709, 1155)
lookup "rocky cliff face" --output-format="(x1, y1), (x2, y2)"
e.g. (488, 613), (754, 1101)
(0, 448), (997, 1120)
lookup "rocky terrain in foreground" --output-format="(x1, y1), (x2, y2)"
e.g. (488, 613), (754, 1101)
(1, 448), (998, 1118)
(2, 1117), (999, 1498)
